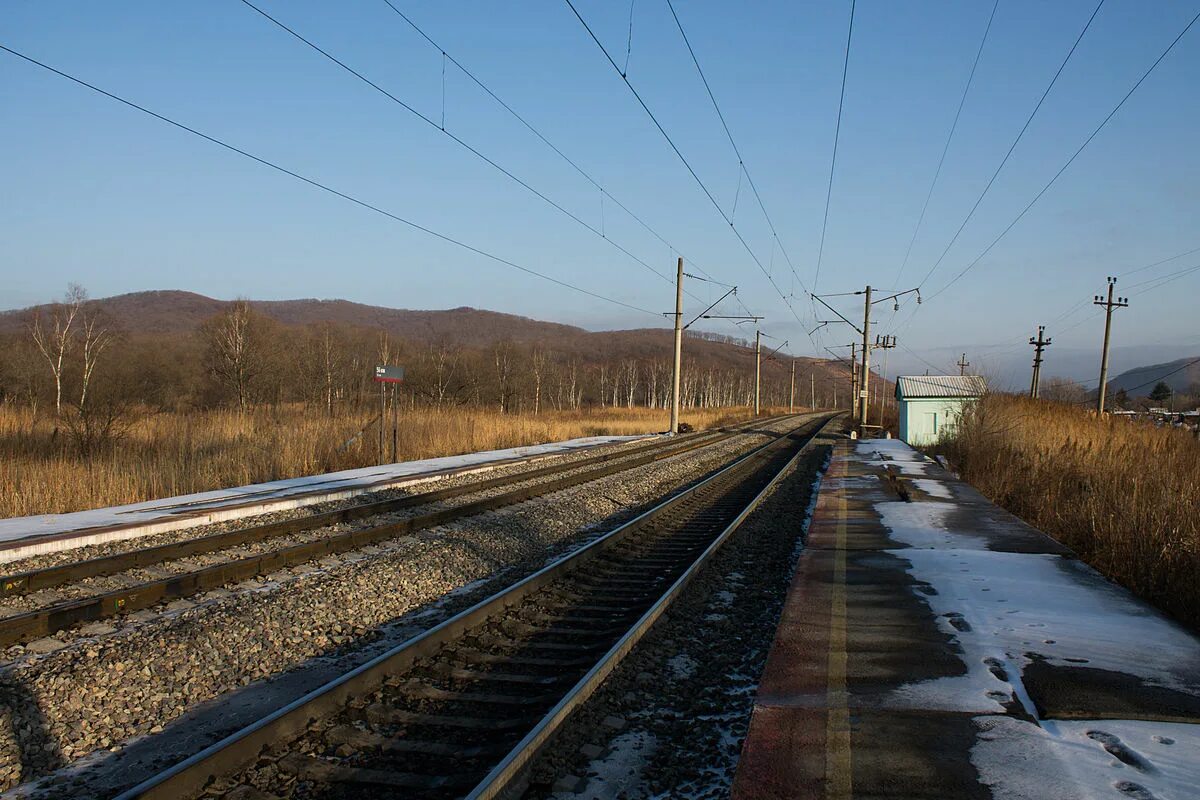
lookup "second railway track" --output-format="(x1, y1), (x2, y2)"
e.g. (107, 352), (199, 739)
(0, 414), (805, 648)
(115, 412), (836, 800)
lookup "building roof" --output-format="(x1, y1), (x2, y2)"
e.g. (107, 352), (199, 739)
(895, 375), (987, 399)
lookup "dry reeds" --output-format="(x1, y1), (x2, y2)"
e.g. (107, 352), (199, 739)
(936, 394), (1200, 630)
(0, 404), (783, 518)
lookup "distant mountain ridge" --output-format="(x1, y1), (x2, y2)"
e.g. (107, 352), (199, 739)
(0, 290), (581, 347)
(0, 290), (863, 391)
(1106, 356), (1200, 396)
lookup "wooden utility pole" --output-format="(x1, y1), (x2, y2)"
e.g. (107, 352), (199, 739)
(670, 257), (684, 434)
(1028, 325), (1051, 399)
(789, 360), (795, 412)
(1094, 277), (1129, 414)
(872, 334), (896, 430)
(754, 329), (762, 416)
(378, 382), (386, 462)
(390, 385), (398, 462)
(858, 286), (873, 436)
(957, 353), (970, 375)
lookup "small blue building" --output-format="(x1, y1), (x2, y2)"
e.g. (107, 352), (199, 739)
(895, 375), (987, 446)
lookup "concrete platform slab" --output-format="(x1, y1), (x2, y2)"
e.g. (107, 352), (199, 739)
(732, 438), (1200, 799)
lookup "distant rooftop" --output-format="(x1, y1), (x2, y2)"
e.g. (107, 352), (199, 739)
(896, 375), (987, 399)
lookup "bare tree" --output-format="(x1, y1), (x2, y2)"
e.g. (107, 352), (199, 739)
(376, 330), (393, 364)
(29, 283), (85, 415)
(78, 304), (114, 409)
(198, 300), (275, 412)
(304, 323), (345, 416)
(1041, 376), (1088, 405)
(433, 341), (462, 406)
(493, 340), (513, 413)
(530, 348), (546, 415)
(623, 359), (639, 408)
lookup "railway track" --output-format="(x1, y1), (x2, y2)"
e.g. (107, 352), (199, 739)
(115, 413), (836, 800)
(0, 415), (802, 648)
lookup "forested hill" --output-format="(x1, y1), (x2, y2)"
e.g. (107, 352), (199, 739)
(0, 291), (581, 346)
(1106, 356), (1200, 395)
(1, 290), (875, 411)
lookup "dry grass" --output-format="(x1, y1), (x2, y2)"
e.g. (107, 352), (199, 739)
(0, 403), (791, 518)
(935, 394), (1200, 630)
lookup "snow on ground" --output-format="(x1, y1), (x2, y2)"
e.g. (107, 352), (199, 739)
(875, 501), (981, 549)
(912, 478), (954, 498)
(0, 435), (650, 557)
(852, 438), (1200, 799)
(973, 717), (1200, 800)
(898, 549), (1199, 694)
(854, 438), (934, 476)
(559, 730), (657, 800)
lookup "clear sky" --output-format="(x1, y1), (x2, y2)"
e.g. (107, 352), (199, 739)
(3, 1), (1198, 385)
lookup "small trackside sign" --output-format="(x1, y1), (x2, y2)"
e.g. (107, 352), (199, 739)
(374, 365), (406, 383)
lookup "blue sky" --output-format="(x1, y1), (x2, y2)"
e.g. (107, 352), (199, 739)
(3, 1), (1198, 384)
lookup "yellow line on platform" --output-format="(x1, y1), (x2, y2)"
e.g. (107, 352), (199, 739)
(825, 487), (851, 799)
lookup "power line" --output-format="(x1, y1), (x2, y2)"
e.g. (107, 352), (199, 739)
(0, 42), (660, 318)
(1118, 244), (1200, 277)
(893, 0), (999, 289)
(813, 0), (856, 296)
(925, 5), (1200, 303)
(241, 0), (688, 299)
(899, 342), (951, 375)
(1110, 355), (1200, 397)
(915, 0), (1106, 292)
(562, 0), (816, 344)
(889, 5), (1200, 342)
(663, 0), (810, 300)
(1036, 247), (1200, 331)
(379, 0), (720, 289)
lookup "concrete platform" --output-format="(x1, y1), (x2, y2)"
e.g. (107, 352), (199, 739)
(0, 434), (650, 564)
(733, 438), (1200, 800)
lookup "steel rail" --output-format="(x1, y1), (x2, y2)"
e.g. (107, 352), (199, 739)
(0, 427), (727, 597)
(467, 414), (840, 798)
(0, 415), (804, 646)
(113, 413), (837, 800)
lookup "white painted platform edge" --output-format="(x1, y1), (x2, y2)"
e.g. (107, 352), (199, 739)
(0, 434), (655, 565)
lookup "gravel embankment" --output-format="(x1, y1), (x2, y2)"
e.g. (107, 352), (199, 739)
(521, 423), (838, 799)
(0, 417), (809, 797)
(0, 435), (695, 619)
(0, 434), (660, 580)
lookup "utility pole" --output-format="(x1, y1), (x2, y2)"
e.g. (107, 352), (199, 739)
(1094, 277), (1129, 415)
(872, 334), (896, 430)
(754, 329), (762, 416)
(849, 342), (858, 417)
(811, 372), (816, 410)
(813, 285), (919, 430)
(669, 257), (684, 434)
(859, 286), (872, 436)
(1029, 325), (1051, 399)
(789, 360), (795, 413)
(957, 353), (970, 376)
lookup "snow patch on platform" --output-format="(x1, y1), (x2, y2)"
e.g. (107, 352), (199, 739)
(973, 716), (1200, 800)
(855, 438), (934, 475)
(876, 501), (978, 549)
(912, 478), (954, 499)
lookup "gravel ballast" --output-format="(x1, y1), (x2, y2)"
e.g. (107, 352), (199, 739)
(0, 416), (812, 797)
(520, 423), (839, 799)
